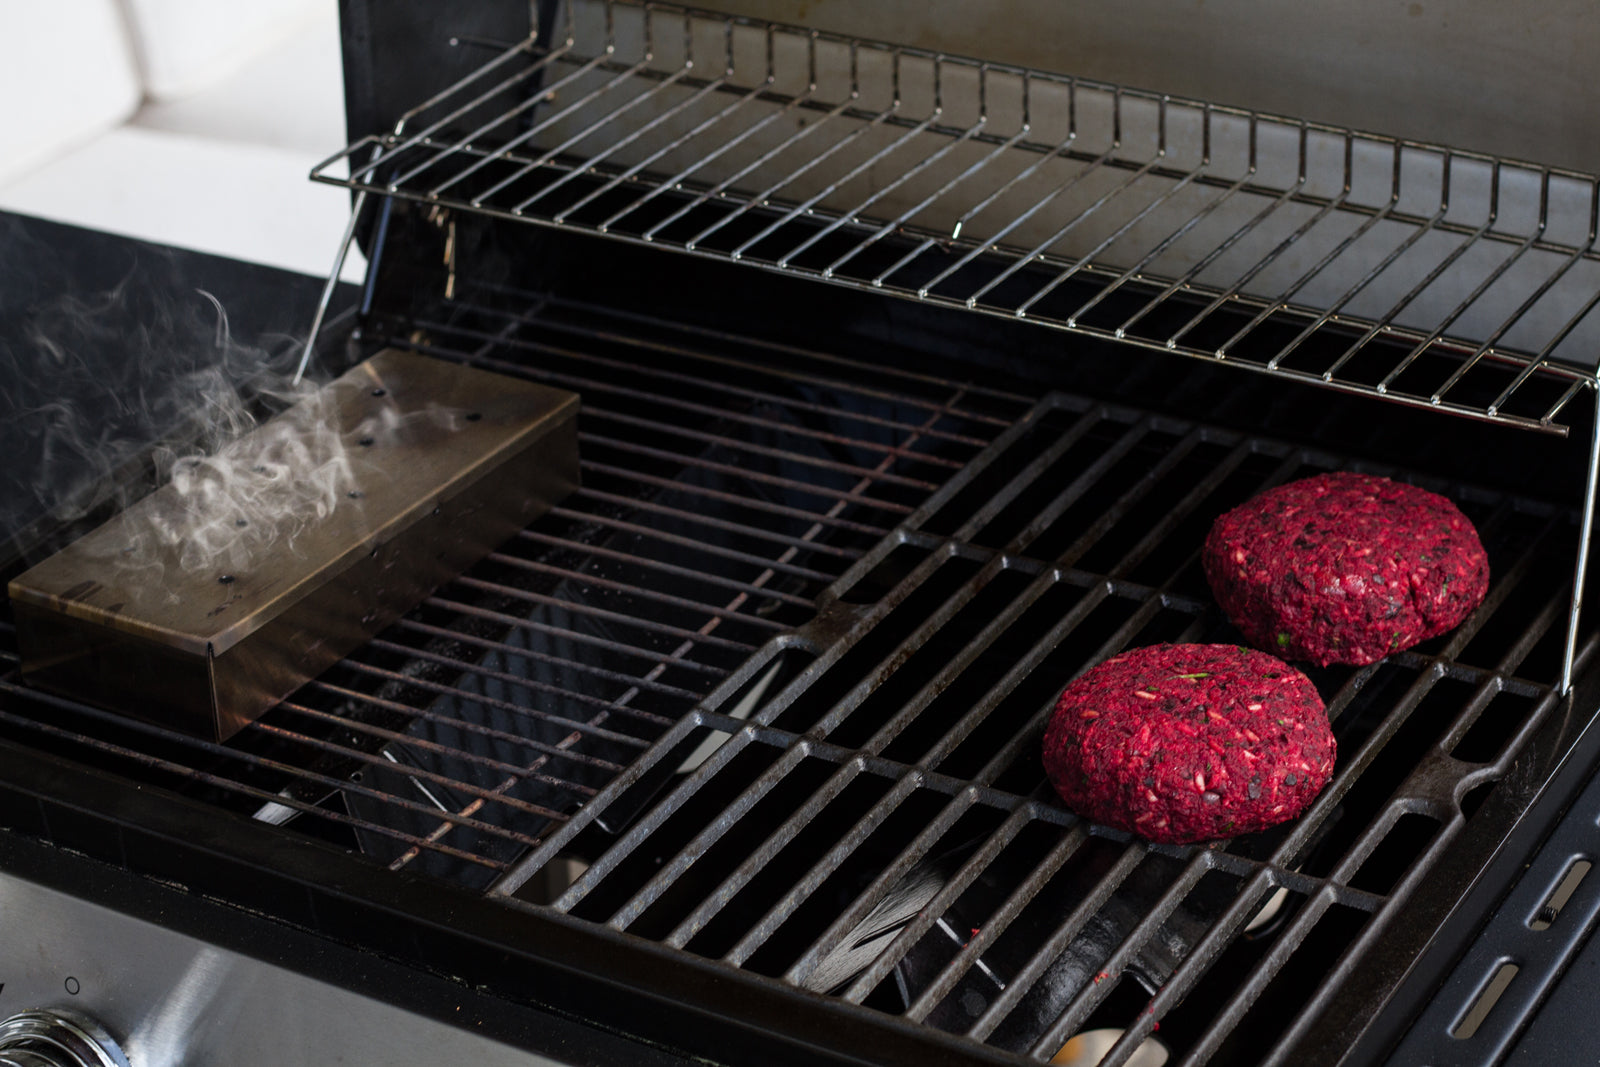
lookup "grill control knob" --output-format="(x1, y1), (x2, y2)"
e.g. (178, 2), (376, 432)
(0, 1012), (129, 1067)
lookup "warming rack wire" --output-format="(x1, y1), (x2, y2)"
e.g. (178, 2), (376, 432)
(311, 0), (1600, 435)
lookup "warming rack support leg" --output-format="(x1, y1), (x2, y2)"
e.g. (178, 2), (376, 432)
(1561, 377), (1600, 695)
(294, 188), (369, 386)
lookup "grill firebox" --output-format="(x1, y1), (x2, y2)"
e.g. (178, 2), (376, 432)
(1, 271), (1589, 1064)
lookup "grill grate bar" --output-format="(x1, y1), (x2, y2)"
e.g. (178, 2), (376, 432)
(1374, 230), (1548, 394)
(0, 679), (546, 865)
(482, 551), (791, 632)
(362, 634), (680, 724)
(1010, 422), (1209, 564)
(274, 699), (607, 793)
(967, 843), (1150, 1041)
(1179, 886), (1346, 1067)
(839, 801), (1036, 1003)
(724, 765), (928, 968)
(514, 529), (817, 608)
(423, 594), (732, 676)
(391, 378), (973, 872)
(1102, 868), (1283, 1067)
(1431, 236), (1596, 405)
(569, 479), (887, 544)
(967, 538), (1214, 790)
(516, 292), (1034, 416)
(959, 414), (1160, 548)
(388, 618), (707, 703)
(554, 722), (765, 911)
(486, 355), (973, 468)
(832, 420), (1247, 767)
(900, 421), (1251, 768)
(555, 497), (862, 570)
(783, 778), (985, 988)
(939, 404), (1109, 541)
(609, 738), (820, 929)
(584, 406), (949, 489)
(1220, 166), (1405, 360)
(301, 676), (647, 762)
(661, 754), (870, 948)
(1436, 591), (1567, 759)
(250, 717), (582, 815)
(521, 71), (739, 215)
(579, 432), (919, 515)
(903, 822), (1089, 1022)
(1028, 851), (1221, 1057)
(313, 1), (1600, 431)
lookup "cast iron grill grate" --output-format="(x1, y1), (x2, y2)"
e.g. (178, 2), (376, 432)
(491, 394), (1580, 1064)
(0, 292), (1026, 888)
(314, 0), (1600, 434)
(0, 288), (1588, 1064)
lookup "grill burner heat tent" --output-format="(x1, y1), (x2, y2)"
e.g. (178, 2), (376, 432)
(9, 2), (1600, 1065)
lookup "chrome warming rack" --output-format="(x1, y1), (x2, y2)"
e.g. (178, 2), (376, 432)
(307, 0), (1600, 694)
(311, 0), (1600, 434)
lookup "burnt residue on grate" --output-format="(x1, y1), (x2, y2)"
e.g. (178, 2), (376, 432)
(502, 392), (1577, 1063)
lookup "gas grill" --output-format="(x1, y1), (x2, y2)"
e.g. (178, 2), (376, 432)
(7, 2), (1600, 1065)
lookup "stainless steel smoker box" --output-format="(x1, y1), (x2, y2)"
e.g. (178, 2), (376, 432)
(8, 350), (579, 741)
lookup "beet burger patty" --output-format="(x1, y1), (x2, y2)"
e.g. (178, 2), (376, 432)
(1203, 471), (1489, 666)
(1043, 644), (1334, 844)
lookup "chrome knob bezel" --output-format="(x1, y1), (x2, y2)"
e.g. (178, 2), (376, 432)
(0, 1011), (129, 1067)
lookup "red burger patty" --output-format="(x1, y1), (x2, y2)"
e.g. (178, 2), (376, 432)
(1203, 472), (1489, 666)
(1043, 644), (1334, 844)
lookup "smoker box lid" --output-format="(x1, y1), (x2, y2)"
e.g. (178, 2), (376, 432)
(8, 349), (579, 657)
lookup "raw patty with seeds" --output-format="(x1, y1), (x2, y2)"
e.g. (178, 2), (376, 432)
(1203, 471), (1489, 666)
(1043, 643), (1335, 844)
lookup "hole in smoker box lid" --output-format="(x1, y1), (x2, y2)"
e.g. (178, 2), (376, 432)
(1452, 961), (1518, 1039)
(465, 412), (482, 422)
(359, 436), (375, 447)
(371, 387), (386, 397)
(348, 491), (363, 499)
(217, 575), (235, 585)
(1530, 858), (1591, 930)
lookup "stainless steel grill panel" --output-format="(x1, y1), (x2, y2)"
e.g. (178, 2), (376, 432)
(314, 0), (1600, 435)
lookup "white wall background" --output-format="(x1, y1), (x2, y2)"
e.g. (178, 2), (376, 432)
(0, 0), (364, 280)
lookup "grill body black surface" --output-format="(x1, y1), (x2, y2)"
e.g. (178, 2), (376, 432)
(5, 4), (1600, 1066)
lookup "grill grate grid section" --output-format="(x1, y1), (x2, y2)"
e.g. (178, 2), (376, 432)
(497, 394), (1577, 1064)
(312, 0), (1600, 433)
(0, 290), (1587, 1064)
(0, 293), (1023, 887)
